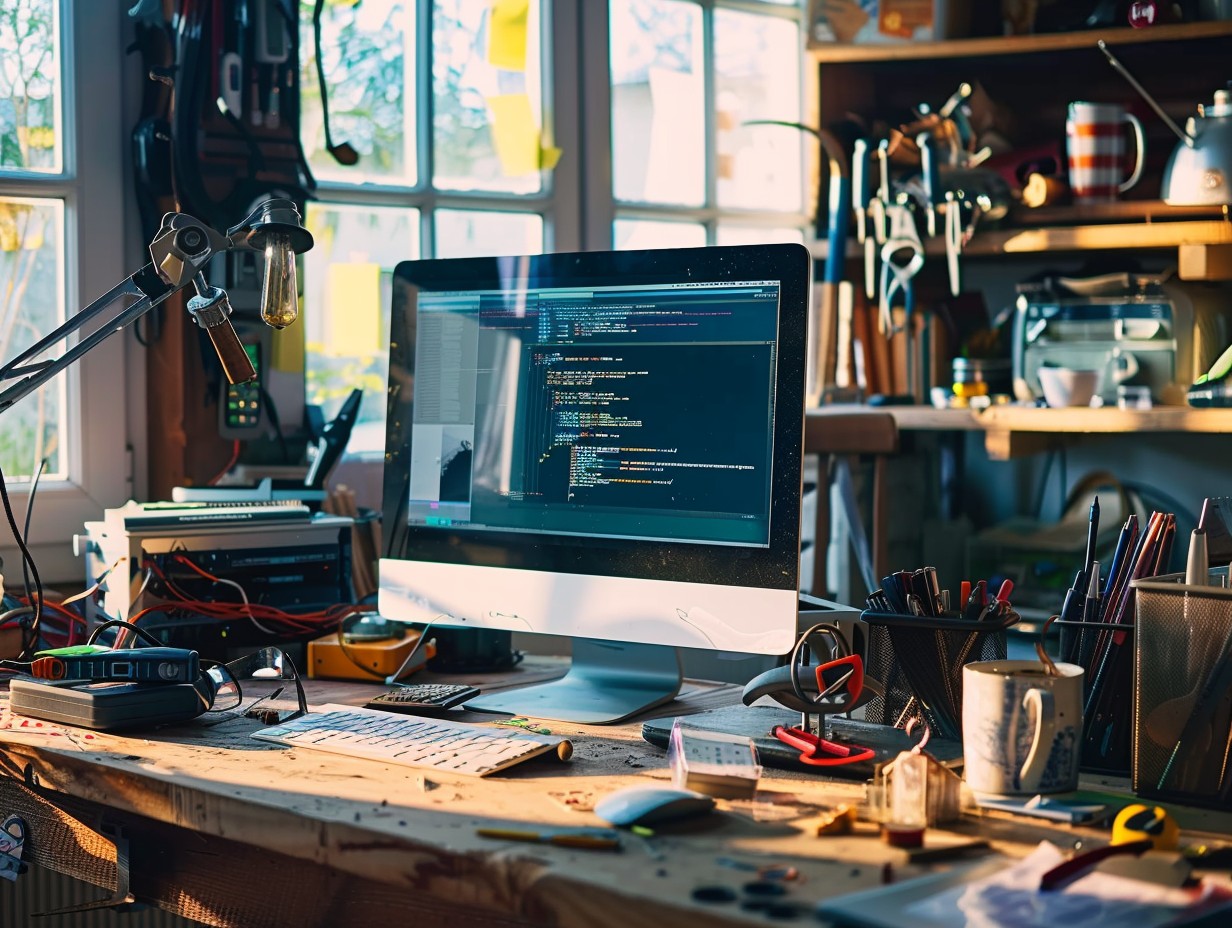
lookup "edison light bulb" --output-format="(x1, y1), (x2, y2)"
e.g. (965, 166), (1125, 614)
(260, 232), (299, 329)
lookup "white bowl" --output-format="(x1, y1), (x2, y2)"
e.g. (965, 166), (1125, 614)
(1037, 367), (1099, 408)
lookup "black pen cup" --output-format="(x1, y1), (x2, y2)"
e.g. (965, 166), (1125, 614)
(860, 609), (1018, 742)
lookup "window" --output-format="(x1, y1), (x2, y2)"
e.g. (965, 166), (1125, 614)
(0, 2), (127, 580)
(302, 1), (807, 459)
(604, 0), (809, 248)
(299, 0), (562, 456)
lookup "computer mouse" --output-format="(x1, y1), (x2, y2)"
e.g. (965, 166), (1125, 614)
(593, 786), (716, 828)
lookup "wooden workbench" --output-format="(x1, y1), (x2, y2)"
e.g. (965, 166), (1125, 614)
(0, 664), (1228, 928)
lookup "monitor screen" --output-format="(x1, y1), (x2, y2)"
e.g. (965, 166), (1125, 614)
(379, 244), (811, 721)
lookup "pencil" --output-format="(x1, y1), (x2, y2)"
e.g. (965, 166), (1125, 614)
(475, 828), (622, 851)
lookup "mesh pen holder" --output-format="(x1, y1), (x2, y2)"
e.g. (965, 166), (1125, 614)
(1052, 615), (1136, 777)
(860, 609), (1018, 742)
(1132, 570), (1232, 808)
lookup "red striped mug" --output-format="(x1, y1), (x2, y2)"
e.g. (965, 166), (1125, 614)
(1066, 102), (1146, 203)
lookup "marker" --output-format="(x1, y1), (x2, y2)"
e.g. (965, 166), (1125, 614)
(1186, 528), (1209, 586)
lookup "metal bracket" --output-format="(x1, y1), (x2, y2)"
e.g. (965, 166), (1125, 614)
(33, 822), (137, 918)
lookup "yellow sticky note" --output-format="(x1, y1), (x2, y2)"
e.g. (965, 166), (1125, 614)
(488, 0), (529, 72)
(326, 262), (382, 355)
(269, 318), (305, 374)
(539, 145), (562, 171)
(488, 93), (539, 177)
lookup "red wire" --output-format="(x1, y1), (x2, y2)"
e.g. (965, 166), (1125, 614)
(207, 440), (242, 487)
(136, 556), (367, 636)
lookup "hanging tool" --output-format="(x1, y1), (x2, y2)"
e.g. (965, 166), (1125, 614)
(814, 126), (851, 404)
(917, 132), (941, 238)
(864, 140), (892, 304)
(879, 198), (924, 337)
(852, 137), (874, 302)
(944, 190), (962, 297)
(742, 120), (852, 404)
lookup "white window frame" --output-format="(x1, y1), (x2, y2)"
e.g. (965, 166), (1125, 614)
(581, 0), (812, 249)
(0, 2), (129, 583)
(306, 1), (581, 254)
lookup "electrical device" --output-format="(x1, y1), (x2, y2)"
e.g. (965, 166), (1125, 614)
(0, 198), (312, 415)
(306, 628), (434, 681)
(364, 682), (481, 713)
(252, 705), (573, 776)
(1012, 272), (1232, 406)
(378, 244), (812, 723)
(77, 509), (353, 651)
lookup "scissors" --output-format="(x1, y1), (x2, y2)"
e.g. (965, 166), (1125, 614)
(879, 199), (924, 336)
(773, 725), (877, 767)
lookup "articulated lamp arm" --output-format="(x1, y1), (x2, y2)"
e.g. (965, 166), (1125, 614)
(0, 198), (312, 415)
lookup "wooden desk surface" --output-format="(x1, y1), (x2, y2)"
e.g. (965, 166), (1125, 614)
(0, 665), (1227, 928)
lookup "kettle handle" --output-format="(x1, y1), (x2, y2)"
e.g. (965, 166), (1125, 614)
(1119, 113), (1147, 193)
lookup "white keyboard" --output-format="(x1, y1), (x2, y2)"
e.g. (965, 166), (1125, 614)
(251, 704), (573, 777)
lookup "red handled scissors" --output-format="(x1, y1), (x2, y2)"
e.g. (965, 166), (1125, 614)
(772, 725), (876, 767)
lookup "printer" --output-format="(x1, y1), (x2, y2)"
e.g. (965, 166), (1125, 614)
(1012, 272), (1232, 406)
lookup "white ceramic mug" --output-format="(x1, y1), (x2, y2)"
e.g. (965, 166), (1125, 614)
(1037, 366), (1099, 407)
(1066, 102), (1146, 203)
(962, 660), (1084, 796)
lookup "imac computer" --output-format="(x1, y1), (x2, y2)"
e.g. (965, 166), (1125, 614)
(378, 244), (811, 723)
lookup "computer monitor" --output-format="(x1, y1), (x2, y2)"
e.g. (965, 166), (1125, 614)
(378, 244), (811, 723)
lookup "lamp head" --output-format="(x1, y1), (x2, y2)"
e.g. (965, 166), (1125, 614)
(227, 198), (314, 330)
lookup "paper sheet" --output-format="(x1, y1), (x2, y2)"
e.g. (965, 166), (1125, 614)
(905, 842), (1232, 928)
(487, 93), (540, 176)
(488, 0), (529, 71)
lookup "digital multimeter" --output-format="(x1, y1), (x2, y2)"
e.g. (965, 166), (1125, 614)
(30, 648), (199, 684)
(220, 342), (263, 435)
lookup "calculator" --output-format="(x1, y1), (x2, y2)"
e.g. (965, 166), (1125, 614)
(364, 682), (481, 713)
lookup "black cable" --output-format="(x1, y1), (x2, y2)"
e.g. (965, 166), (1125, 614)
(1032, 450), (1056, 519)
(0, 461), (43, 657)
(258, 383), (290, 463)
(20, 456), (47, 604)
(86, 619), (164, 650)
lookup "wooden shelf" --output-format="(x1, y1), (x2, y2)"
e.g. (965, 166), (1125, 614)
(807, 215), (1232, 262)
(947, 218), (1232, 257)
(808, 21), (1232, 64)
(807, 404), (1232, 459)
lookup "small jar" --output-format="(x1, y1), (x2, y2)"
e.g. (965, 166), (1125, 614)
(952, 357), (1012, 399)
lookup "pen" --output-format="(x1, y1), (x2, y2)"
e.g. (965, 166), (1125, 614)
(476, 828), (622, 850)
(1057, 569), (1087, 664)
(1084, 496), (1100, 577)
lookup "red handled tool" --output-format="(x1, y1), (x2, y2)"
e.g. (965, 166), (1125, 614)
(816, 653), (864, 705)
(773, 725), (876, 767)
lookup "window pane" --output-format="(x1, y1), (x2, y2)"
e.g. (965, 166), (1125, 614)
(716, 226), (804, 246)
(0, 0), (62, 173)
(0, 196), (63, 478)
(613, 218), (706, 250)
(610, 0), (704, 207)
(302, 203), (418, 455)
(435, 209), (542, 258)
(298, 1), (415, 185)
(433, 0), (544, 194)
(714, 10), (803, 211)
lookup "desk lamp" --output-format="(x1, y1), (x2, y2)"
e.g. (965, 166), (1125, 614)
(0, 198), (313, 414)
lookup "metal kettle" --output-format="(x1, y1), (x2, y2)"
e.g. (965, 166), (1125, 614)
(1100, 41), (1232, 206)
(1162, 87), (1232, 205)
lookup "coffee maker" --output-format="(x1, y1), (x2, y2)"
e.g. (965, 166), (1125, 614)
(1012, 272), (1232, 406)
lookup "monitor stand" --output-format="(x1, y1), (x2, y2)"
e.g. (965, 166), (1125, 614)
(463, 639), (683, 725)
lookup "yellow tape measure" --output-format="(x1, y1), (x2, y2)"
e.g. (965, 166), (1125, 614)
(1112, 804), (1179, 851)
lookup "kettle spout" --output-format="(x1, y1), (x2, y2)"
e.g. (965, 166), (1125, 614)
(1098, 40), (1196, 148)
